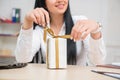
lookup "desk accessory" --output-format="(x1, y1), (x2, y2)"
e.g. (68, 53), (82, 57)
(0, 56), (27, 70)
(91, 70), (120, 79)
(0, 63), (27, 69)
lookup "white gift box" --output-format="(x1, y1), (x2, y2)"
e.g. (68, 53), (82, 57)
(46, 38), (67, 69)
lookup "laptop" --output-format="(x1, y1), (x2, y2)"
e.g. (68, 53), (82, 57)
(0, 55), (27, 69)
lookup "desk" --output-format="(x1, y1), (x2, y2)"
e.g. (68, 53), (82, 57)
(0, 64), (120, 80)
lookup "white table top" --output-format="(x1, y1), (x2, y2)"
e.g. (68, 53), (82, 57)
(0, 64), (120, 80)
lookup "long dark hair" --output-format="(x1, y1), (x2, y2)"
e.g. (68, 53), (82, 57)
(34, 0), (76, 65)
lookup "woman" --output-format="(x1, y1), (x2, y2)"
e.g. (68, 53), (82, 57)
(15, 0), (106, 66)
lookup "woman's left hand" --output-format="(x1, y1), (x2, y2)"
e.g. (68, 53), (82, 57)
(71, 20), (99, 41)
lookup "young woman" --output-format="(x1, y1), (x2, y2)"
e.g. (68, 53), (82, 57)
(15, 0), (106, 66)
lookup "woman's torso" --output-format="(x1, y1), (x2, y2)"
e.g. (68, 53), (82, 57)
(32, 16), (89, 65)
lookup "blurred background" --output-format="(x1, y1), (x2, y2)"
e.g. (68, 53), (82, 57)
(0, 0), (120, 64)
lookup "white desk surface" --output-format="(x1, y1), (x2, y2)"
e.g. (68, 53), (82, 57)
(0, 64), (120, 80)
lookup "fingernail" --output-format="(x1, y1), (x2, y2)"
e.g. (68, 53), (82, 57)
(43, 24), (45, 27)
(39, 24), (41, 26)
(70, 37), (73, 40)
(81, 37), (83, 40)
(74, 39), (76, 42)
(47, 22), (50, 28)
(47, 21), (49, 24)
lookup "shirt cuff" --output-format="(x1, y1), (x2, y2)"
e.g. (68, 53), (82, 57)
(19, 27), (33, 37)
(90, 37), (103, 45)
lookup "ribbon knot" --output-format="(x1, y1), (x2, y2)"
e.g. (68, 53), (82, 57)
(44, 27), (71, 43)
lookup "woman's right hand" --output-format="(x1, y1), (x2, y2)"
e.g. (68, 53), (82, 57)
(22, 8), (50, 30)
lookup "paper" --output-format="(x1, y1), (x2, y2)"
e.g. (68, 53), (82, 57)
(112, 63), (120, 66)
(104, 73), (120, 79)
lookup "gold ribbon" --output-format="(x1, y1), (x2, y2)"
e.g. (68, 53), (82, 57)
(44, 27), (70, 68)
(55, 38), (59, 68)
(44, 27), (71, 43)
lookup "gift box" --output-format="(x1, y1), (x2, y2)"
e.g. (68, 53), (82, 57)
(46, 38), (67, 69)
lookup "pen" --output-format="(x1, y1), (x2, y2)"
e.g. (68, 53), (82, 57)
(91, 70), (120, 79)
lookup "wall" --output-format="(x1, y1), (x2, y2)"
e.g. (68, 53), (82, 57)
(0, 0), (120, 63)
(70, 0), (120, 46)
(105, 0), (120, 63)
(0, 0), (35, 22)
(0, 0), (35, 55)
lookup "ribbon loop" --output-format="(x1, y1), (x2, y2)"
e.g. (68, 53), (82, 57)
(44, 26), (71, 42)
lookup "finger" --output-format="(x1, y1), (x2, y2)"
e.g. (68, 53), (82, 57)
(34, 9), (42, 25)
(41, 8), (50, 25)
(81, 29), (91, 40)
(71, 22), (80, 41)
(31, 13), (38, 24)
(74, 20), (85, 40)
(33, 10), (41, 25)
(76, 25), (85, 40)
(37, 8), (46, 27)
(27, 12), (38, 24)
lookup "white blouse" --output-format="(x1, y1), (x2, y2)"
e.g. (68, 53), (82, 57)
(15, 16), (106, 66)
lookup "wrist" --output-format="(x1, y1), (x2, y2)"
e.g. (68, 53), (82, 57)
(91, 22), (102, 39)
(22, 19), (33, 30)
(91, 27), (102, 34)
(91, 22), (102, 34)
(91, 31), (102, 40)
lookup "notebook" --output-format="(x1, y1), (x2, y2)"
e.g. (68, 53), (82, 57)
(0, 55), (27, 69)
(96, 64), (120, 69)
(95, 63), (120, 79)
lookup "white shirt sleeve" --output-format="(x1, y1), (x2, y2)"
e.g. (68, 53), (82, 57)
(15, 26), (41, 63)
(88, 37), (107, 66)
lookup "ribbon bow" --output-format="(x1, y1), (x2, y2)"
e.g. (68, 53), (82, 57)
(43, 26), (71, 43)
